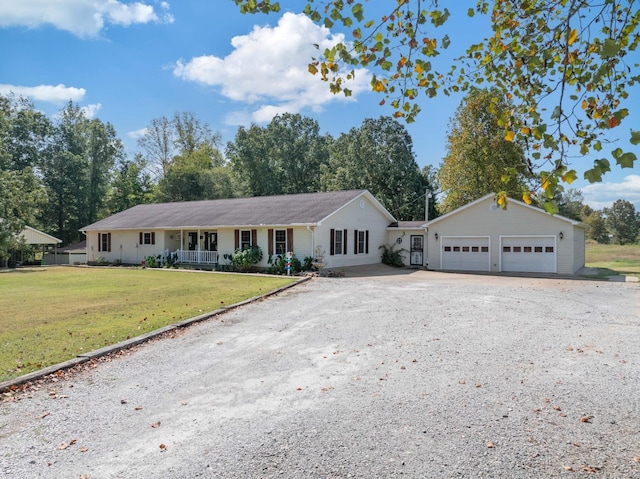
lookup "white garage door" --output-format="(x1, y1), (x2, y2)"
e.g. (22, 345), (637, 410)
(442, 237), (490, 271)
(501, 236), (556, 273)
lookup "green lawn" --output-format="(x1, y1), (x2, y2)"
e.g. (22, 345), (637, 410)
(585, 242), (640, 279)
(0, 267), (296, 383)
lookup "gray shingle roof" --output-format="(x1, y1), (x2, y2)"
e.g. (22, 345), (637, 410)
(82, 190), (374, 231)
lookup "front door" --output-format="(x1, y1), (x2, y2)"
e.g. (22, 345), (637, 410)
(188, 232), (198, 251)
(204, 232), (218, 251)
(410, 235), (424, 266)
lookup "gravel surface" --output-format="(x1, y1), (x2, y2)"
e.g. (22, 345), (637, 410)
(1, 269), (639, 478)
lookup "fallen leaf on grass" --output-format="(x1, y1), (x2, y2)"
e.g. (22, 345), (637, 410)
(159, 443), (167, 451)
(580, 416), (592, 423)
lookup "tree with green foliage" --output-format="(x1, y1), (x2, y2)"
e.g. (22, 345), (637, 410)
(226, 113), (331, 196)
(156, 144), (236, 202)
(583, 208), (610, 244)
(321, 116), (432, 220)
(107, 154), (155, 213)
(554, 188), (586, 221)
(234, 1), (640, 204)
(40, 102), (122, 244)
(438, 88), (531, 213)
(0, 169), (45, 267)
(604, 199), (639, 245)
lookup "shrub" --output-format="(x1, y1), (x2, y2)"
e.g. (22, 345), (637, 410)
(379, 244), (406, 267)
(225, 246), (263, 272)
(268, 254), (302, 275)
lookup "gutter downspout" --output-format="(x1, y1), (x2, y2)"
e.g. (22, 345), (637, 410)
(307, 225), (315, 261)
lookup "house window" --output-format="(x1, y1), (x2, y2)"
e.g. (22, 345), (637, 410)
(354, 229), (369, 254)
(334, 229), (343, 255)
(534, 246), (543, 252)
(462, 246), (470, 252)
(139, 232), (155, 245)
(99, 233), (111, 252)
(513, 246), (522, 252)
(275, 229), (287, 255)
(503, 246), (511, 252)
(471, 246), (479, 252)
(241, 230), (252, 250)
(545, 246), (554, 253)
(444, 246), (451, 252)
(481, 246), (489, 252)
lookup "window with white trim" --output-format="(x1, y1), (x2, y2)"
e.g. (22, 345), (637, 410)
(334, 229), (343, 255)
(240, 230), (252, 250)
(357, 230), (366, 254)
(275, 229), (287, 255)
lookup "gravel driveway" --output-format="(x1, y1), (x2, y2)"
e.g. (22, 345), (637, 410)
(1, 268), (639, 478)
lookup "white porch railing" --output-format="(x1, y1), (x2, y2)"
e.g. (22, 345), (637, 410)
(172, 249), (218, 265)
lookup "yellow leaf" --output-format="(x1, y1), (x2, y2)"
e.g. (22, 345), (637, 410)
(561, 170), (577, 184)
(504, 130), (515, 142)
(373, 81), (385, 92)
(581, 99), (587, 110)
(415, 63), (423, 74)
(520, 127), (530, 135)
(522, 192), (532, 205)
(308, 64), (318, 75)
(567, 29), (578, 46)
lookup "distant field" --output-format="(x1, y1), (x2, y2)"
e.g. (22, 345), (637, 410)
(0, 267), (296, 383)
(585, 242), (640, 279)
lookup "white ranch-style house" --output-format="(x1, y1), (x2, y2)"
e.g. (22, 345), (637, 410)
(81, 190), (586, 275)
(81, 190), (395, 270)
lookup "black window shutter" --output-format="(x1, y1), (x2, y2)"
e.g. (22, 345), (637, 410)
(343, 229), (348, 255)
(354, 230), (358, 254)
(98, 233), (102, 252)
(251, 229), (257, 246)
(107, 233), (112, 252)
(365, 230), (369, 254)
(139, 232), (143, 245)
(151, 232), (155, 245)
(268, 229), (274, 255)
(330, 229), (335, 256)
(287, 228), (294, 253)
(234, 229), (239, 250)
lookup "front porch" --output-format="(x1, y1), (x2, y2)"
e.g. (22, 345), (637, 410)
(171, 249), (219, 265)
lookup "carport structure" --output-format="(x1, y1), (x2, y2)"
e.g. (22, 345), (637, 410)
(15, 226), (62, 265)
(425, 194), (587, 275)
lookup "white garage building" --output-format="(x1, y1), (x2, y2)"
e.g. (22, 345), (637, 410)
(424, 194), (586, 275)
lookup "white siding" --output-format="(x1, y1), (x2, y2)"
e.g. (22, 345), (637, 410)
(386, 229), (426, 266)
(427, 198), (579, 274)
(317, 195), (392, 268)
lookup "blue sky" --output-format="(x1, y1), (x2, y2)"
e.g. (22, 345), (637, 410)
(0, 0), (638, 210)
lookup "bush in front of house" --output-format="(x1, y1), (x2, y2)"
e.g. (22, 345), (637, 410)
(224, 246), (263, 272)
(379, 244), (406, 267)
(267, 254), (302, 275)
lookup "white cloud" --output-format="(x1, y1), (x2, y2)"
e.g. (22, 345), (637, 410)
(80, 103), (102, 118)
(127, 127), (148, 139)
(0, 0), (173, 38)
(173, 12), (371, 123)
(0, 83), (86, 103)
(581, 174), (640, 210)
